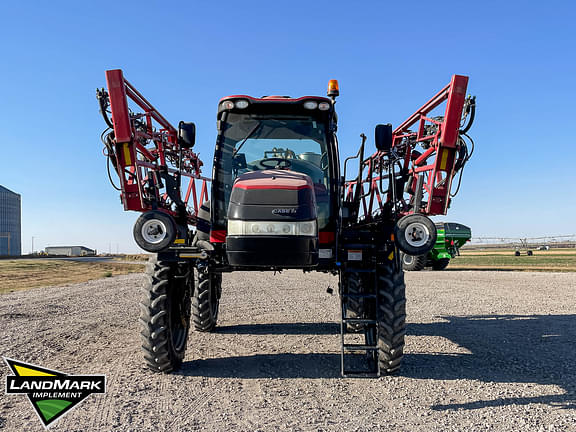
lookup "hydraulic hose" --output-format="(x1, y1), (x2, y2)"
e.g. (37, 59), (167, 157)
(96, 88), (114, 129)
(460, 96), (476, 134)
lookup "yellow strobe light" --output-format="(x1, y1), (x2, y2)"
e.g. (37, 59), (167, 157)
(327, 79), (339, 97)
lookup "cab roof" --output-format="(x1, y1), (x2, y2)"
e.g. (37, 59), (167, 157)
(219, 95), (332, 103)
(217, 95), (334, 116)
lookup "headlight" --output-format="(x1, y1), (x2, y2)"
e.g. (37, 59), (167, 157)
(228, 220), (317, 236)
(235, 99), (249, 109)
(318, 102), (331, 111)
(221, 100), (234, 110)
(303, 101), (318, 110)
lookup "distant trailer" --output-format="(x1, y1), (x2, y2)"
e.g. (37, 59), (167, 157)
(45, 246), (96, 257)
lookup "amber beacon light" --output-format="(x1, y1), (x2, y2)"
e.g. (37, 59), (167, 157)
(327, 79), (339, 98)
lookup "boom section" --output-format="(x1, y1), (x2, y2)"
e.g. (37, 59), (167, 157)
(98, 69), (210, 225)
(346, 75), (475, 221)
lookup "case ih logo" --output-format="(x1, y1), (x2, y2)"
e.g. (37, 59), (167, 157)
(4, 358), (106, 429)
(272, 208), (297, 215)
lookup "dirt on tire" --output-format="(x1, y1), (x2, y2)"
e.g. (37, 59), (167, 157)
(1, 270), (576, 431)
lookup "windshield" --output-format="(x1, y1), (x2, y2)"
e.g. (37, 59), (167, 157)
(214, 113), (332, 229)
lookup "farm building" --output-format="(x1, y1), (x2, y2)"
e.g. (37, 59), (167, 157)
(45, 246), (96, 257)
(0, 185), (21, 256)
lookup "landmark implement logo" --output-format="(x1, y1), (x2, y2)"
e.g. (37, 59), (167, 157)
(4, 357), (106, 429)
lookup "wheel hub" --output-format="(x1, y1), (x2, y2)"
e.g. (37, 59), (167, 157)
(404, 222), (430, 248)
(142, 219), (167, 244)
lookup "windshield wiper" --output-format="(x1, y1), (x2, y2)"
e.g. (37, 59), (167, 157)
(234, 122), (263, 155)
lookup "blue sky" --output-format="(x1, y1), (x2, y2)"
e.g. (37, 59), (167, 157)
(1, 0), (574, 253)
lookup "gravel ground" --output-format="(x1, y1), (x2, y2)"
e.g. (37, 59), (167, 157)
(1, 270), (575, 431)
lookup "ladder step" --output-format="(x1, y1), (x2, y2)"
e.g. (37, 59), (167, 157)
(343, 344), (378, 351)
(342, 318), (377, 324)
(342, 371), (379, 378)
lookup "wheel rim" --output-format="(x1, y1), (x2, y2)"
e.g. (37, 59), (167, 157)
(141, 219), (168, 244)
(403, 222), (430, 248)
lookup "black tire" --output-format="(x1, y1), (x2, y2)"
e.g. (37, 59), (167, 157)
(394, 214), (437, 256)
(377, 257), (406, 375)
(341, 271), (369, 333)
(515, 250), (521, 256)
(140, 256), (192, 373)
(527, 250), (533, 256)
(431, 258), (450, 270)
(133, 211), (176, 252)
(401, 253), (426, 271)
(192, 270), (221, 332)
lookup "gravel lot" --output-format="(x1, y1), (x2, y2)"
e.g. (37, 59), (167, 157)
(1, 269), (575, 431)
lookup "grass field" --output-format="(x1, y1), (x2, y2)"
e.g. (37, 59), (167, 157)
(451, 248), (576, 271)
(0, 259), (145, 294)
(113, 254), (150, 262)
(1, 249), (574, 295)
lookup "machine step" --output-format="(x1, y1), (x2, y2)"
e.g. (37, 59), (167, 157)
(342, 318), (377, 324)
(341, 371), (379, 378)
(343, 344), (378, 351)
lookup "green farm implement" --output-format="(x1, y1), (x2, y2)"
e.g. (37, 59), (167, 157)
(402, 223), (471, 271)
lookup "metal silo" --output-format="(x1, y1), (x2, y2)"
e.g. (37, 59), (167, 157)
(0, 185), (22, 256)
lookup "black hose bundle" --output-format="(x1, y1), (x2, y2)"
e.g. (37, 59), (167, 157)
(460, 96), (476, 134)
(96, 88), (114, 129)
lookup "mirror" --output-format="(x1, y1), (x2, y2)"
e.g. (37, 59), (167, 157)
(178, 121), (196, 149)
(232, 153), (247, 171)
(375, 123), (393, 152)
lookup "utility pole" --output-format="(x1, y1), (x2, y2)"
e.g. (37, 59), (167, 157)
(31, 236), (35, 255)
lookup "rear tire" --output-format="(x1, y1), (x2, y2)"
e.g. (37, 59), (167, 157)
(401, 253), (426, 271)
(192, 270), (221, 332)
(431, 258), (450, 270)
(377, 257), (406, 375)
(140, 256), (192, 373)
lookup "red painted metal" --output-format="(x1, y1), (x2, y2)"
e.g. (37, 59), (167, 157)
(346, 74), (470, 219)
(319, 231), (335, 244)
(103, 69), (211, 224)
(232, 184), (311, 191)
(210, 230), (226, 243)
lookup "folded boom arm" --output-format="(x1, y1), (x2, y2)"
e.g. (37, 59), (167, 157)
(345, 74), (475, 221)
(97, 69), (211, 226)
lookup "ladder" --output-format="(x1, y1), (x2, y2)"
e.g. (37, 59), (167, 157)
(339, 247), (380, 377)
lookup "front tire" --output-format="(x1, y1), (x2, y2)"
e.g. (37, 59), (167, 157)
(377, 257), (406, 375)
(140, 257), (192, 373)
(192, 270), (221, 332)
